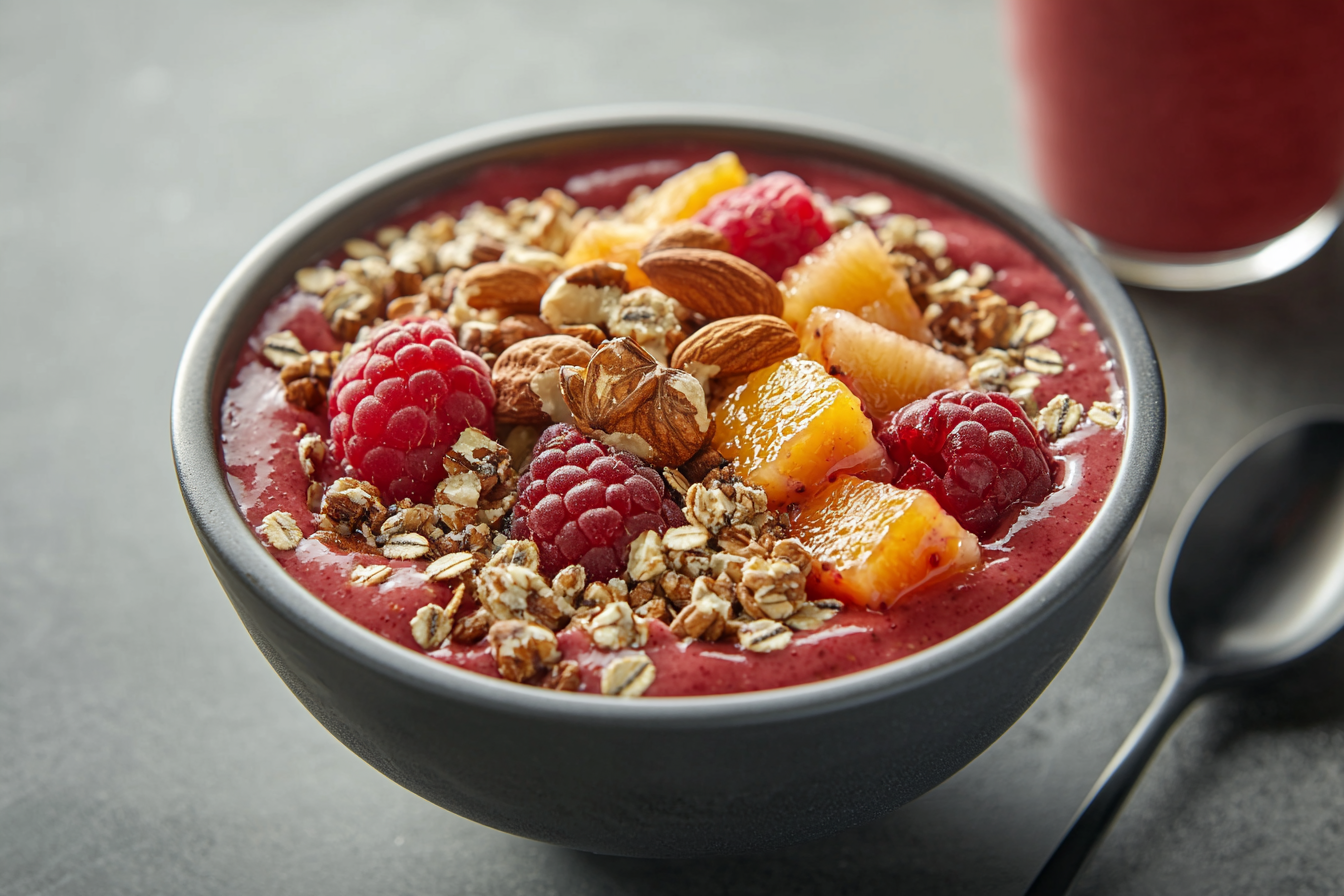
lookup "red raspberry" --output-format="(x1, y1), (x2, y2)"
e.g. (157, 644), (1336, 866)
(510, 424), (686, 581)
(876, 390), (1054, 537)
(692, 172), (833, 280)
(327, 318), (495, 505)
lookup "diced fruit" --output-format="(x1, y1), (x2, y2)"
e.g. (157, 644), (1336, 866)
(799, 307), (968, 418)
(563, 219), (655, 289)
(781, 222), (932, 343)
(876, 390), (1054, 537)
(712, 356), (889, 508)
(792, 475), (979, 609)
(692, 172), (833, 279)
(632, 152), (749, 227)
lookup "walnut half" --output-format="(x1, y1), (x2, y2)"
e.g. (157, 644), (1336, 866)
(559, 337), (711, 468)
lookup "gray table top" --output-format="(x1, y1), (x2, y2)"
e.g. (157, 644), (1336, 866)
(4, 1), (1344, 893)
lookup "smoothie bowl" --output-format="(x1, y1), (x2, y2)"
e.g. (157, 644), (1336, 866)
(171, 106), (1162, 856)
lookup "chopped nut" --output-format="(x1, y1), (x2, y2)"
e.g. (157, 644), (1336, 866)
(452, 607), (492, 644)
(668, 549), (712, 579)
(350, 564), (393, 586)
(306, 481), (324, 512)
(1088, 401), (1120, 429)
(737, 619), (793, 653)
(297, 432), (326, 477)
(626, 530), (667, 581)
(260, 511), (303, 550)
(1038, 393), (1082, 441)
(600, 652), (656, 697)
(1023, 345), (1065, 376)
(584, 601), (648, 651)
(668, 576), (733, 640)
(541, 659), (582, 692)
(382, 532), (430, 560)
(379, 502), (434, 536)
(634, 597), (672, 624)
(785, 599), (843, 631)
(709, 551), (746, 582)
(659, 571), (694, 609)
(737, 556), (808, 621)
(551, 564), (586, 606)
(425, 551), (477, 582)
(583, 578), (629, 607)
(262, 330), (308, 368)
(488, 619), (561, 683)
(770, 538), (813, 576)
(477, 564), (571, 630)
(539, 260), (627, 330)
(662, 524), (709, 552)
(606, 287), (685, 365)
(662, 467), (691, 497)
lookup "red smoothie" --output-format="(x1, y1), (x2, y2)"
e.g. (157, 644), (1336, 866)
(1009, 0), (1344, 253)
(220, 145), (1123, 697)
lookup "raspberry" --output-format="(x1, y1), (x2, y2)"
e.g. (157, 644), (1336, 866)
(510, 424), (686, 581)
(876, 390), (1054, 537)
(693, 172), (833, 280)
(327, 318), (495, 505)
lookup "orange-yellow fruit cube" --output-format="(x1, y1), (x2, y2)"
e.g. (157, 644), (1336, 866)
(792, 475), (980, 609)
(781, 222), (931, 343)
(632, 152), (749, 227)
(799, 307), (968, 418)
(712, 356), (889, 508)
(563, 219), (655, 288)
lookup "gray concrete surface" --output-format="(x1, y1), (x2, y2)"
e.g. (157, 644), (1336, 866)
(3, 1), (1344, 893)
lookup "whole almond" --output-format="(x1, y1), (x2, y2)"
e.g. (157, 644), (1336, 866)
(670, 315), (799, 380)
(497, 314), (553, 349)
(456, 263), (552, 314)
(643, 221), (730, 256)
(641, 249), (782, 320)
(491, 335), (595, 424)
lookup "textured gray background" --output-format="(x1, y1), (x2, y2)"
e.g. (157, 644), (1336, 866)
(4, 1), (1344, 893)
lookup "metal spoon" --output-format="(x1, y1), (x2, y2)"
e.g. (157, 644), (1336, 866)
(1026, 407), (1344, 896)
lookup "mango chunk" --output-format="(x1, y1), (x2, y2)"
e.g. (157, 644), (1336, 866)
(793, 475), (980, 609)
(712, 356), (888, 508)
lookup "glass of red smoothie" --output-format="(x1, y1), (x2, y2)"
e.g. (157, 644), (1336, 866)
(1007, 0), (1344, 290)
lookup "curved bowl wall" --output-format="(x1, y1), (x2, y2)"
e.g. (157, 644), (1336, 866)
(172, 106), (1164, 857)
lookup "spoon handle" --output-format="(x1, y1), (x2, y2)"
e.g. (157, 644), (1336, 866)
(1024, 664), (1207, 896)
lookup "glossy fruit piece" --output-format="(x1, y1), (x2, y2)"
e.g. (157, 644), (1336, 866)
(781, 222), (932, 343)
(876, 389), (1054, 537)
(712, 356), (889, 508)
(634, 152), (749, 227)
(563, 219), (655, 288)
(792, 475), (980, 609)
(799, 307), (968, 418)
(692, 172), (833, 279)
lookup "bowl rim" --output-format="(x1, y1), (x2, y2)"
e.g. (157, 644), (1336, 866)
(171, 103), (1164, 727)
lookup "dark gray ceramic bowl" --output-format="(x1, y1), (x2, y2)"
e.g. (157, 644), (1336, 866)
(171, 105), (1164, 857)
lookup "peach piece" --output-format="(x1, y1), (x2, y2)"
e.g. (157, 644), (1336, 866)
(799, 307), (968, 418)
(792, 475), (980, 609)
(563, 219), (655, 288)
(712, 356), (889, 508)
(632, 152), (750, 226)
(781, 222), (932, 343)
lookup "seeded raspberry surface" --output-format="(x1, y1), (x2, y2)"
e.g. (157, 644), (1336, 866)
(511, 424), (686, 581)
(693, 172), (833, 280)
(877, 390), (1054, 537)
(327, 318), (495, 505)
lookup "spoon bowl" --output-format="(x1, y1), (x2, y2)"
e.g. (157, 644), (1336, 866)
(1163, 409), (1344, 678)
(1028, 407), (1344, 895)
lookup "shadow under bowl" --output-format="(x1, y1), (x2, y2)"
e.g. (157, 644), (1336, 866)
(170, 105), (1164, 858)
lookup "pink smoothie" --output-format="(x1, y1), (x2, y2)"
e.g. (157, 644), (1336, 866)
(220, 144), (1124, 697)
(1009, 0), (1344, 253)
